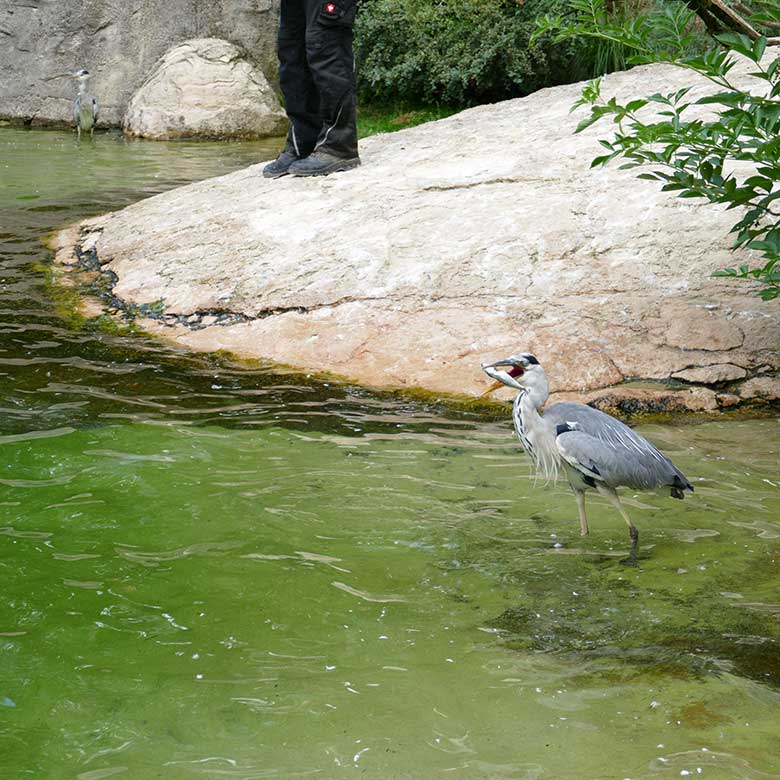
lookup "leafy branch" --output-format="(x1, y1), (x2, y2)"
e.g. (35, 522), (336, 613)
(536, 1), (780, 300)
(532, 1), (704, 72)
(532, 1), (780, 57)
(683, 0), (780, 44)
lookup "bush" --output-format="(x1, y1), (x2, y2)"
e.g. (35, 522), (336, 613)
(354, 0), (593, 106)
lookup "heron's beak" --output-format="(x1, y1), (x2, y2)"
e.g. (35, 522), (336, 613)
(481, 379), (505, 397)
(481, 360), (525, 394)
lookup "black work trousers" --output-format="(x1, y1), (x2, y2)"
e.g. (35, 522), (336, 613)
(278, 0), (359, 159)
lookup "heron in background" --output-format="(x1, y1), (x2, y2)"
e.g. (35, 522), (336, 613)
(482, 352), (693, 558)
(72, 69), (98, 138)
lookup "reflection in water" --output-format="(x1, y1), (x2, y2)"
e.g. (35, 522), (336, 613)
(0, 128), (779, 780)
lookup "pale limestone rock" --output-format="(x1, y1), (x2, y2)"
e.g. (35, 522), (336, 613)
(550, 386), (720, 415)
(663, 304), (745, 351)
(739, 377), (780, 401)
(123, 39), (287, 140)
(672, 364), (747, 384)
(59, 55), (779, 411)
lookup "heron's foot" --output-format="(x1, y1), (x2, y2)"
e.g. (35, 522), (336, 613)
(619, 526), (640, 566)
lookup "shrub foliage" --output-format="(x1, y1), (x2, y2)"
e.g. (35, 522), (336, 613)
(354, 0), (592, 106)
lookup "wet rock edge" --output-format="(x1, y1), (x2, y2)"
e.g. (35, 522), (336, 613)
(49, 222), (780, 422)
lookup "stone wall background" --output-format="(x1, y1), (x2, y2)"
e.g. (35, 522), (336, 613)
(0, 0), (280, 127)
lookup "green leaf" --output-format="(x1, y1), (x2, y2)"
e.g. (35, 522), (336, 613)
(590, 154), (616, 167)
(625, 99), (648, 113)
(715, 33), (756, 62)
(743, 176), (774, 192)
(575, 113), (602, 133)
(753, 37), (767, 64)
(696, 92), (744, 107)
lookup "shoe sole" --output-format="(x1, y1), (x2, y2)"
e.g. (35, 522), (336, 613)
(262, 168), (291, 179)
(290, 158), (361, 177)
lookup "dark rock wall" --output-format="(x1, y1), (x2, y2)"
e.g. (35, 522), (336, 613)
(0, 0), (280, 127)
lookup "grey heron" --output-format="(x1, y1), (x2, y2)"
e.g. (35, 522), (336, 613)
(72, 69), (98, 138)
(482, 352), (693, 556)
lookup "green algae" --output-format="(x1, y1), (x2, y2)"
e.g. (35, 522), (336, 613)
(1, 420), (779, 779)
(2, 126), (779, 780)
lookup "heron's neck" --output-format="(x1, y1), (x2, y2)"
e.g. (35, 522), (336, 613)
(514, 387), (559, 482)
(512, 388), (546, 434)
(78, 81), (89, 94)
(521, 383), (548, 412)
(516, 390), (545, 428)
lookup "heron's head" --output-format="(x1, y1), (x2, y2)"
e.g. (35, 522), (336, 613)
(72, 69), (90, 81)
(481, 353), (547, 397)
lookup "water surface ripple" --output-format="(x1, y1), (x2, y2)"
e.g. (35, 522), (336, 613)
(1, 129), (779, 780)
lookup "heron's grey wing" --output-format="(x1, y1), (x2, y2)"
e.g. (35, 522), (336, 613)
(73, 95), (81, 125)
(545, 402), (691, 490)
(556, 430), (662, 490)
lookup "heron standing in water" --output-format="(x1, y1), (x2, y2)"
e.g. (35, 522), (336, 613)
(72, 69), (98, 139)
(482, 352), (693, 557)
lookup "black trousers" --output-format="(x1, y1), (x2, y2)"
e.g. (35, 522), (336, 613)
(278, 0), (359, 159)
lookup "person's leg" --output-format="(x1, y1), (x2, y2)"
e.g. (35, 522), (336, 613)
(288, 0), (359, 175)
(264, 0), (321, 177)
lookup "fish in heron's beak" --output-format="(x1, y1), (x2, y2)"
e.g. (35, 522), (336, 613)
(481, 359), (526, 395)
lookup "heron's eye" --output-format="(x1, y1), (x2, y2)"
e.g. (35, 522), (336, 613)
(507, 365), (524, 378)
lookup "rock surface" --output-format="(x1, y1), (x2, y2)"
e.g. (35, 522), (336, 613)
(57, 57), (779, 412)
(672, 364), (747, 384)
(122, 39), (286, 140)
(0, 1), (279, 128)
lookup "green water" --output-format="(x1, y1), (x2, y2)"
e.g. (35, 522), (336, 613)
(1, 129), (779, 780)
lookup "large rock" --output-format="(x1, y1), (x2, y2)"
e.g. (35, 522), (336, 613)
(56, 57), (779, 413)
(122, 39), (287, 140)
(0, 1), (279, 128)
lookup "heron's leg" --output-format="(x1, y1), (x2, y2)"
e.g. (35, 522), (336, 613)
(595, 484), (638, 549)
(574, 490), (589, 536)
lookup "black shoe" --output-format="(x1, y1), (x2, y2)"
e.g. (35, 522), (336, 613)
(262, 149), (300, 179)
(288, 151), (361, 177)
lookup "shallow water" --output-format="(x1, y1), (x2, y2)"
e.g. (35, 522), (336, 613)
(1, 128), (779, 780)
